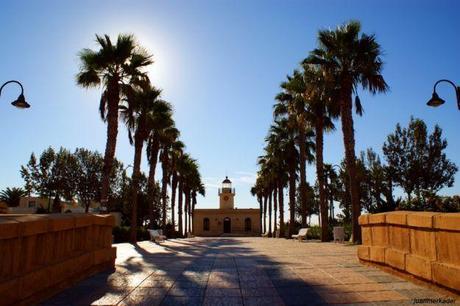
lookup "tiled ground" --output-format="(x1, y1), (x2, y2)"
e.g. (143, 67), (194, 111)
(43, 238), (458, 306)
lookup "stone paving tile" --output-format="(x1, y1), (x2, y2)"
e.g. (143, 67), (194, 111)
(161, 296), (204, 306)
(241, 286), (280, 297)
(138, 279), (175, 288)
(207, 280), (241, 288)
(243, 296), (286, 306)
(172, 280), (208, 289)
(203, 296), (243, 306)
(42, 238), (459, 306)
(168, 287), (206, 297)
(356, 290), (407, 303)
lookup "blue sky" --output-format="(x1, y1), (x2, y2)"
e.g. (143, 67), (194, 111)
(1, 0), (459, 214)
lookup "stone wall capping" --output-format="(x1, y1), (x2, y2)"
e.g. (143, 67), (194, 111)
(368, 213), (386, 224)
(9, 214), (51, 236)
(0, 218), (21, 239)
(0, 214), (116, 305)
(433, 213), (460, 231)
(385, 211), (413, 225)
(93, 214), (116, 226)
(407, 211), (440, 228)
(74, 213), (97, 228)
(358, 214), (369, 225)
(48, 214), (76, 232)
(358, 211), (460, 292)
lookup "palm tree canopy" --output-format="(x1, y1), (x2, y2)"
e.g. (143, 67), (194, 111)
(305, 20), (389, 113)
(120, 84), (172, 145)
(76, 33), (153, 120)
(0, 187), (27, 207)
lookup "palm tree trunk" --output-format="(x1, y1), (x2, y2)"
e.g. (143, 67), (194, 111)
(263, 195), (267, 234)
(278, 181), (284, 238)
(258, 196), (263, 235)
(100, 83), (120, 211)
(188, 199), (192, 234)
(147, 138), (160, 229)
(191, 195), (196, 234)
(129, 134), (143, 243)
(161, 152), (169, 231)
(273, 186), (278, 236)
(178, 180), (183, 236)
(268, 190), (272, 237)
(171, 173), (178, 231)
(288, 159), (296, 238)
(298, 123), (308, 227)
(340, 90), (361, 243)
(184, 191), (189, 235)
(315, 118), (329, 242)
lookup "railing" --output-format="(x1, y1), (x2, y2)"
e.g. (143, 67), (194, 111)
(0, 214), (116, 305)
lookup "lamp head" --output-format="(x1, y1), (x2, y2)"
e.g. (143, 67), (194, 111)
(427, 92), (445, 107)
(11, 94), (30, 109)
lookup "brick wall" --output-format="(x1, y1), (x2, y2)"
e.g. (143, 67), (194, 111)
(358, 211), (460, 292)
(0, 214), (116, 305)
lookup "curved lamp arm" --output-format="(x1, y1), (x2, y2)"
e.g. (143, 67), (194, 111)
(433, 79), (460, 110)
(0, 80), (24, 97)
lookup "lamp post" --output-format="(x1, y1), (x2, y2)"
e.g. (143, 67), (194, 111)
(0, 80), (31, 109)
(426, 79), (460, 110)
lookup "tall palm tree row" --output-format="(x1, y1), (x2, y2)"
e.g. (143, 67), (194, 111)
(176, 154), (204, 237)
(77, 34), (153, 209)
(252, 21), (387, 243)
(306, 21), (388, 242)
(77, 34), (204, 243)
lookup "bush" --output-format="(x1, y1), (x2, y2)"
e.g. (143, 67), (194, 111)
(307, 225), (321, 239)
(112, 226), (150, 243)
(36, 207), (49, 214)
(163, 223), (182, 238)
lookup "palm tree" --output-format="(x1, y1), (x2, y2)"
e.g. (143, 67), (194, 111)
(265, 121), (290, 238)
(257, 156), (272, 236)
(189, 165), (205, 234)
(146, 104), (174, 229)
(307, 21), (388, 242)
(176, 153), (193, 236)
(0, 187), (27, 207)
(179, 155), (202, 236)
(76, 34), (152, 209)
(276, 71), (314, 227)
(121, 83), (169, 243)
(300, 63), (338, 242)
(159, 127), (180, 230)
(169, 140), (185, 230)
(274, 100), (315, 237)
(250, 181), (264, 235)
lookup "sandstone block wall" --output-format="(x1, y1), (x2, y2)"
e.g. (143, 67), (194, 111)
(358, 211), (460, 292)
(0, 214), (116, 305)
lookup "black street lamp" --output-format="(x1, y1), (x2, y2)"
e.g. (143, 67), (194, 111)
(427, 79), (460, 110)
(0, 80), (30, 109)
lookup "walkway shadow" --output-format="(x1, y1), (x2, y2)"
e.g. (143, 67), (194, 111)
(41, 237), (448, 305)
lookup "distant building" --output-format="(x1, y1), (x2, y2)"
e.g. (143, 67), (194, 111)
(2, 196), (100, 214)
(193, 177), (261, 236)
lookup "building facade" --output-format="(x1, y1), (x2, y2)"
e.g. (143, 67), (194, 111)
(193, 177), (261, 236)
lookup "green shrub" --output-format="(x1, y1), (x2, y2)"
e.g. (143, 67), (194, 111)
(112, 226), (150, 243)
(307, 225), (321, 239)
(36, 207), (48, 214)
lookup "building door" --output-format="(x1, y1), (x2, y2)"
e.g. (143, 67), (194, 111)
(223, 217), (231, 233)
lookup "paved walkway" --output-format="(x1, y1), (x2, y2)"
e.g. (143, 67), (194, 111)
(43, 238), (458, 306)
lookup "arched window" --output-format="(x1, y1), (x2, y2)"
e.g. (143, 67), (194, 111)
(244, 218), (251, 232)
(203, 218), (210, 231)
